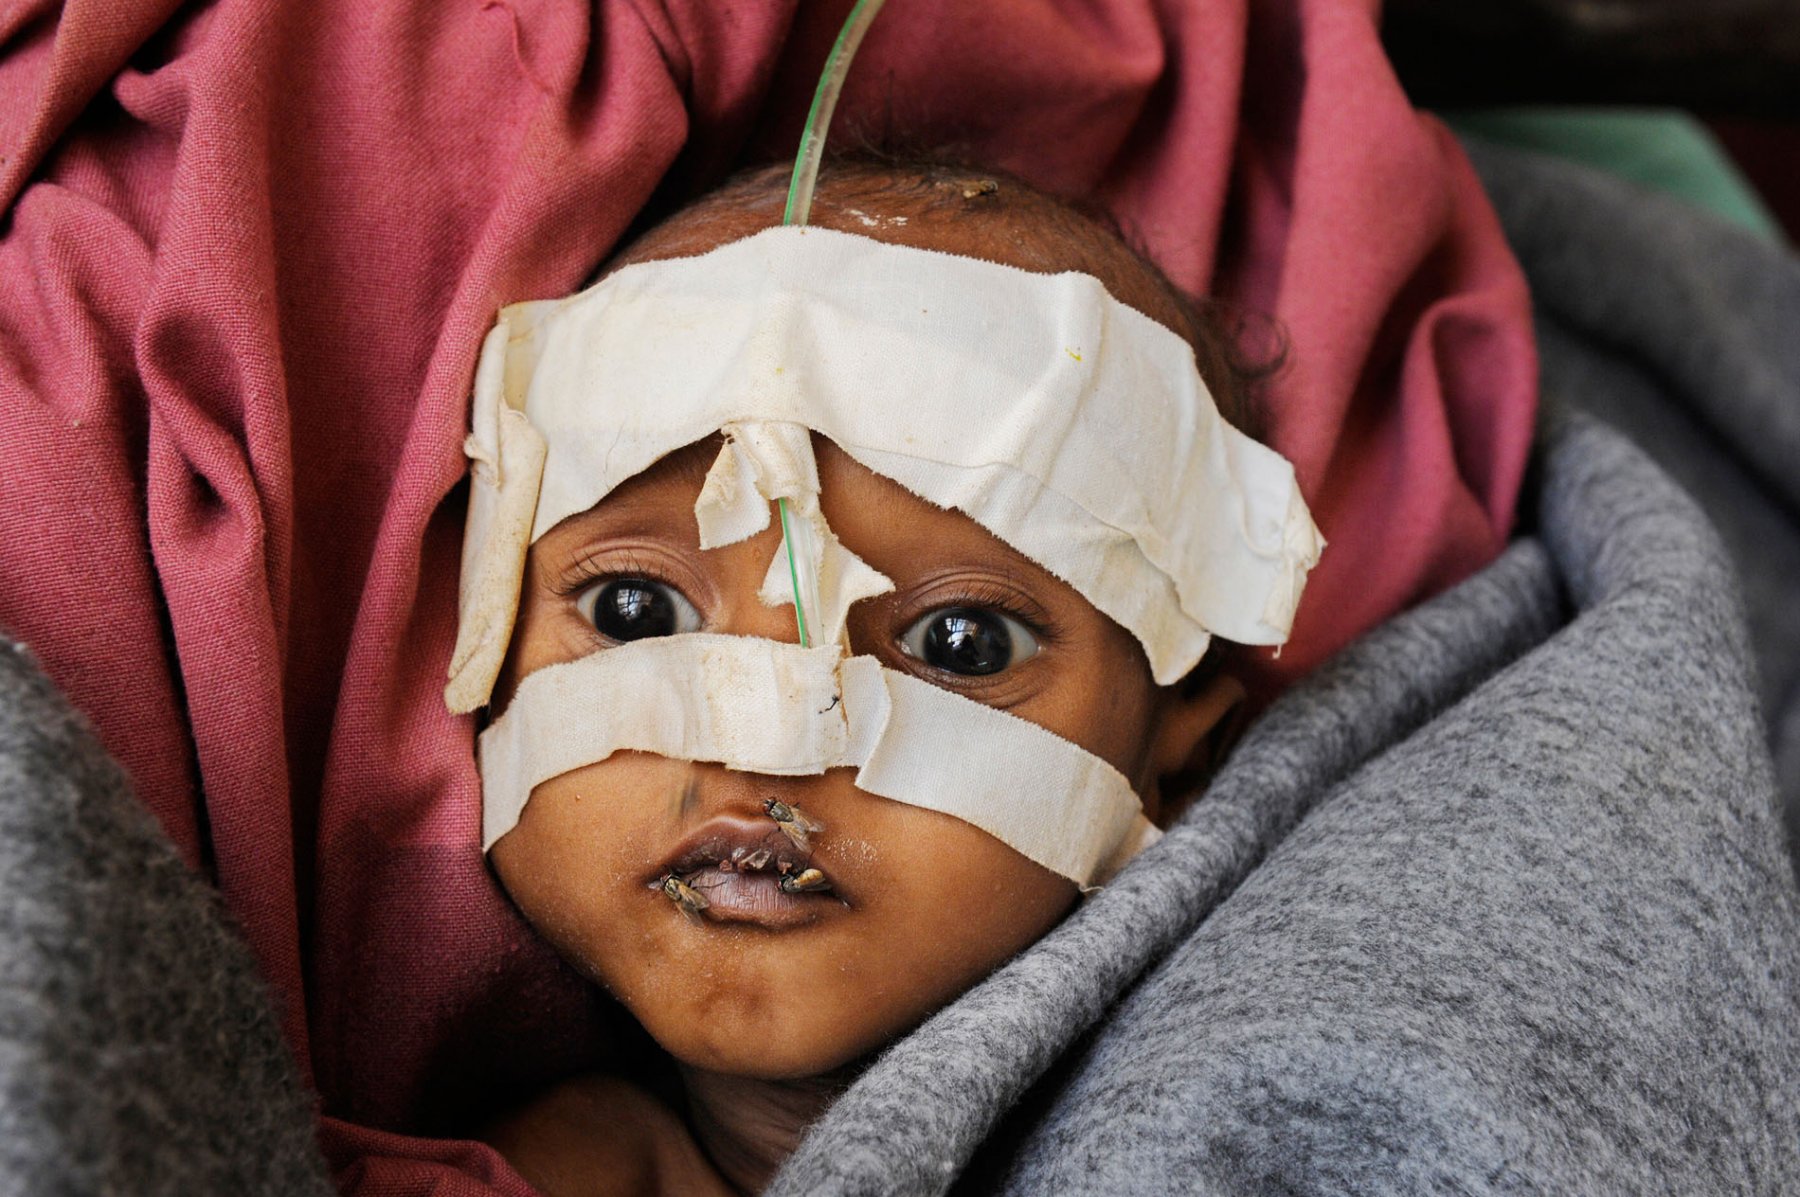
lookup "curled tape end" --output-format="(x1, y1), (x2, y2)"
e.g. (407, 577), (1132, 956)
(1256, 489), (1327, 637)
(444, 665), (491, 716)
(1083, 816), (1162, 893)
(695, 437), (772, 549)
(463, 432), (496, 477)
(446, 408), (544, 715)
(445, 616), (510, 714)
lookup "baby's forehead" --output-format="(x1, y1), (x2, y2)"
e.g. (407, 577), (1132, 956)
(608, 167), (1200, 355)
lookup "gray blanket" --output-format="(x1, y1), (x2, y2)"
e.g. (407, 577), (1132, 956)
(0, 637), (334, 1197)
(771, 142), (1800, 1194)
(3, 145), (1797, 1195)
(1466, 139), (1800, 850)
(775, 410), (1800, 1196)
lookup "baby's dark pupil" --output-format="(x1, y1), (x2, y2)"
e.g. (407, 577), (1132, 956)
(594, 579), (676, 640)
(922, 607), (1012, 676)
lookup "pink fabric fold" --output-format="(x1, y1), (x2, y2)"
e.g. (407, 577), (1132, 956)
(0, 1), (1534, 1189)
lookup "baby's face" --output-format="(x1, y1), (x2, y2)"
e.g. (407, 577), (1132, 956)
(489, 434), (1203, 1079)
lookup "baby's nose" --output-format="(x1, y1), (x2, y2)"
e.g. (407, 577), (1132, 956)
(715, 595), (809, 645)
(705, 522), (811, 645)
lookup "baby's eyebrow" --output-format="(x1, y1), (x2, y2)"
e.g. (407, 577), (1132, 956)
(669, 448), (720, 488)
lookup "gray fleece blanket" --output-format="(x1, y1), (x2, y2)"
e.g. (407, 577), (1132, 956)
(0, 638), (334, 1197)
(3, 145), (1798, 1195)
(1465, 139), (1800, 850)
(777, 410), (1800, 1196)
(765, 144), (1800, 1196)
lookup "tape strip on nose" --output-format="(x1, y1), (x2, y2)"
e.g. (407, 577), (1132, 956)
(693, 421), (895, 650)
(478, 636), (850, 845)
(479, 634), (1159, 890)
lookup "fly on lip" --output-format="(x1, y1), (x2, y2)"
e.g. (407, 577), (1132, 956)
(657, 843), (830, 890)
(651, 816), (839, 922)
(659, 835), (806, 880)
(763, 798), (824, 851)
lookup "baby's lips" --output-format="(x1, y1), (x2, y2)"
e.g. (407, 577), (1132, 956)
(650, 814), (830, 891)
(648, 811), (853, 928)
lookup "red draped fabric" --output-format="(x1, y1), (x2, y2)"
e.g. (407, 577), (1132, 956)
(0, 1), (1534, 1190)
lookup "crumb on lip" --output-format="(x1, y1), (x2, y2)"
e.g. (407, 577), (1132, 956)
(655, 833), (820, 887)
(650, 814), (851, 912)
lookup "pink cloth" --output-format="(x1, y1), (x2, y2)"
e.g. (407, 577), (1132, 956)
(0, 0), (1533, 1190)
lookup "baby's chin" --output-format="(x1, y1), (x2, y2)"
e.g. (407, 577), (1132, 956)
(663, 1035), (871, 1084)
(588, 885), (1024, 1083)
(620, 967), (910, 1082)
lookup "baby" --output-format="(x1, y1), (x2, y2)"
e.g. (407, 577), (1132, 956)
(448, 158), (1322, 1195)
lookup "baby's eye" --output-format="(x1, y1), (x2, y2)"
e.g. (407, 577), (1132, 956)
(577, 578), (703, 642)
(898, 606), (1039, 677)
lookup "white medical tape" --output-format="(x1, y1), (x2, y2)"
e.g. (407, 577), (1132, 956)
(696, 421), (895, 649)
(445, 318), (548, 714)
(479, 634), (1159, 889)
(445, 225), (1323, 711)
(836, 655), (1160, 890)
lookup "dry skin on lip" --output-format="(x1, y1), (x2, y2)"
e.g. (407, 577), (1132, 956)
(662, 792), (842, 914)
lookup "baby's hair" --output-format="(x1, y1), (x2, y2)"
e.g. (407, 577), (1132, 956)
(651, 149), (1282, 439)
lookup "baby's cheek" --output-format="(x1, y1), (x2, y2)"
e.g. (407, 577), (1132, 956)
(487, 756), (689, 979)
(854, 802), (1078, 992)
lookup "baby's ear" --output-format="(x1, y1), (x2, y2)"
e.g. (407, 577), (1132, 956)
(1142, 666), (1247, 829)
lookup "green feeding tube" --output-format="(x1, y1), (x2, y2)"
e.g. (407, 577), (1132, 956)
(774, 0), (891, 649)
(782, 0), (891, 229)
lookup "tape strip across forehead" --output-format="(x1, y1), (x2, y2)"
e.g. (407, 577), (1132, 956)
(480, 634), (1159, 890)
(453, 224), (1322, 707)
